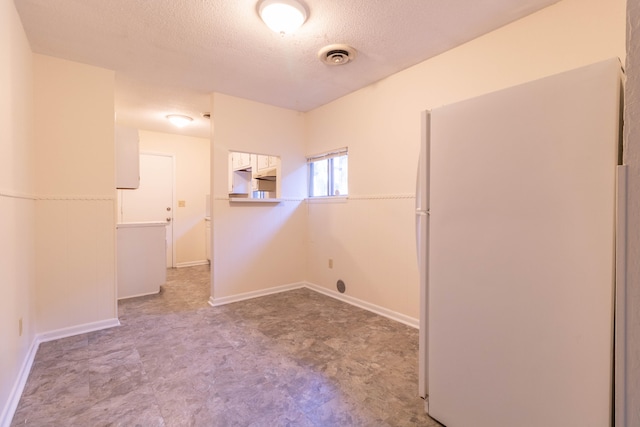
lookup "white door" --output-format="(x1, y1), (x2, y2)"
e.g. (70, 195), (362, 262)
(427, 59), (621, 426)
(119, 153), (175, 268)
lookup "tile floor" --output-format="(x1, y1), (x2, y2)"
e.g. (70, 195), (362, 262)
(11, 265), (440, 426)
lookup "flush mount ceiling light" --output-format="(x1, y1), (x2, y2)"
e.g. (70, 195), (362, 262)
(258, 0), (307, 35)
(166, 114), (193, 127)
(318, 44), (357, 66)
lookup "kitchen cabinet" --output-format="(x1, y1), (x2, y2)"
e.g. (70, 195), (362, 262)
(256, 154), (277, 171)
(231, 152), (252, 170)
(115, 125), (140, 189)
(228, 153), (251, 194)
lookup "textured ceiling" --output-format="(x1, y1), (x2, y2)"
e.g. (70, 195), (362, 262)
(15, 0), (559, 138)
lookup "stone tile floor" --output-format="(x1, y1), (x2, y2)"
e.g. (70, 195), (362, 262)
(11, 265), (440, 426)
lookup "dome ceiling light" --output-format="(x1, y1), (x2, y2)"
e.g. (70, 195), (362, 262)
(166, 114), (193, 127)
(258, 0), (307, 35)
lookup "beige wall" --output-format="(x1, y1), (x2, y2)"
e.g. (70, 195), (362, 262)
(210, 93), (307, 300)
(1, 0), (633, 422)
(0, 0), (36, 422)
(138, 130), (210, 266)
(305, 0), (626, 320)
(33, 55), (117, 332)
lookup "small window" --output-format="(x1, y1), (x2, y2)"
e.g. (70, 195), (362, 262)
(307, 148), (348, 197)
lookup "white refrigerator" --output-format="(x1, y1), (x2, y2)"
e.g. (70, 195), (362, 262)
(416, 58), (623, 427)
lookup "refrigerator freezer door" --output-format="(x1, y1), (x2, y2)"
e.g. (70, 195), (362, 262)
(428, 59), (621, 427)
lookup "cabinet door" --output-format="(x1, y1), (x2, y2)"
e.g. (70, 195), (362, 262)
(232, 152), (252, 170)
(256, 154), (270, 170)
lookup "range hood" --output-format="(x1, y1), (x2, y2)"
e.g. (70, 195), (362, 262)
(254, 167), (277, 180)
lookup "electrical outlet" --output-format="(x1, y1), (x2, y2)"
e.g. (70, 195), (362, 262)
(328, 258), (333, 269)
(178, 200), (186, 207)
(19, 318), (23, 337)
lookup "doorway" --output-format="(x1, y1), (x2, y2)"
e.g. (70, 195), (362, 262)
(118, 152), (175, 268)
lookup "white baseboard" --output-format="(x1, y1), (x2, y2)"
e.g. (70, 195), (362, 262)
(117, 291), (160, 301)
(304, 282), (419, 329)
(37, 318), (121, 344)
(208, 282), (305, 307)
(175, 260), (209, 268)
(0, 338), (39, 427)
(1, 317), (120, 427)
(208, 281), (418, 329)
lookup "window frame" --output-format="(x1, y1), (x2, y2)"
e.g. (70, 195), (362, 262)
(307, 147), (348, 199)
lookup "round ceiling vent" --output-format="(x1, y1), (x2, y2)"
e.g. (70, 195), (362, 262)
(318, 44), (357, 66)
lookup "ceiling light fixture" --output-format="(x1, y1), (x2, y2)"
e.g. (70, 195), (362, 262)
(166, 114), (193, 127)
(258, 0), (307, 35)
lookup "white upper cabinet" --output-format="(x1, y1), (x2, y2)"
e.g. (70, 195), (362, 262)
(256, 154), (278, 171)
(231, 152), (252, 171)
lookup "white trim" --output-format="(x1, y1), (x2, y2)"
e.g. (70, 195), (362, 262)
(347, 193), (415, 200)
(277, 198), (306, 202)
(306, 147), (348, 161)
(37, 318), (120, 344)
(0, 189), (37, 200)
(229, 198), (281, 204)
(306, 195), (348, 204)
(208, 282), (305, 307)
(116, 221), (167, 228)
(1, 318), (120, 427)
(176, 260), (209, 268)
(36, 195), (115, 201)
(117, 291), (160, 301)
(0, 190), (117, 201)
(306, 194), (416, 203)
(215, 196), (304, 202)
(208, 281), (419, 329)
(304, 282), (419, 329)
(0, 338), (38, 427)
